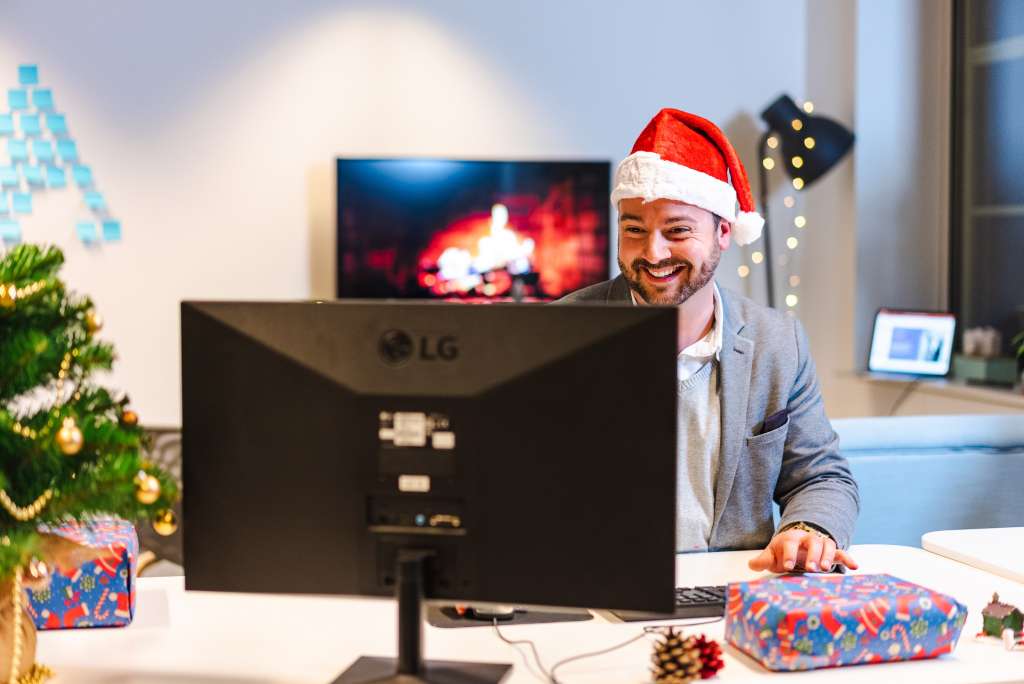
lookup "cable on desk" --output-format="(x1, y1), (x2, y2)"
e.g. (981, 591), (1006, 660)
(492, 618), (553, 682)
(493, 616), (724, 684)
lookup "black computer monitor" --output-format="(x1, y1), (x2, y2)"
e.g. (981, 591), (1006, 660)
(181, 300), (677, 683)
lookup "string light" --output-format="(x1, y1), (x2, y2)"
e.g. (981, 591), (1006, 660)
(792, 178), (804, 190)
(794, 216), (807, 228)
(738, 265), (750, 278)
(790, 275), (801, 287)
(803, 101), (815, 113)
(791, 156), (804, 169)
(804, 137), (816, 149)
(766, 136), (778, 149)
(787, 237), (799, 250)
(791, 119), (803, 131)
(783, 196), (795, 208)
(751, 252), (764, 264)
(786, 294), (799, 308)
(762, 158), (775, 170)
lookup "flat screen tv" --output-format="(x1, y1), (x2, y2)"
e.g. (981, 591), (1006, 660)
(336, 159), (610, 301)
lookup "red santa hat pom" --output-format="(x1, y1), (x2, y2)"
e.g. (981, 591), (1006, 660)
(612, 108), (764, 246)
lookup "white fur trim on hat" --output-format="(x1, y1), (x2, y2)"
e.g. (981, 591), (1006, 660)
(611, 151), (737, 219)
(611, 151), (764, 246)
(732, 211), (764, 246)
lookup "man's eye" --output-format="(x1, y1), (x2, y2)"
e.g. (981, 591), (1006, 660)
(624, 226), (644, 234)
(668, 227), (692, 235)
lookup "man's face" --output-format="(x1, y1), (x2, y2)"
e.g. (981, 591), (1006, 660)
(616, 198), (730, 306)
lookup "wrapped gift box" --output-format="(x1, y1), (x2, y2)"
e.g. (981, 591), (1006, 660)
(24, 519), (138, 630)
(725, 573), (967, 671)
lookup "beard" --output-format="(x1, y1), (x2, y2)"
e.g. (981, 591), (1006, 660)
(618, 241), (721, 306)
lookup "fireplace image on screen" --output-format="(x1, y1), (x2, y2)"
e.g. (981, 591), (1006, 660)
(336, 159), (611, 300)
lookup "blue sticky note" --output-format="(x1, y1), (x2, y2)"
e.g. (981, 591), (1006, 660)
(0, 115), (12, 136)
(0, 194), (7, 213)
(72, 165), (92, 186)
(12, 193), (31, 214)
(32, 89), (54, 110)
(0, 167), (17, 187)
(18, 65), (39, 86)
(8, 89), (28, 110)
(32, 140), (53, 161)
(46, 165), (66, 188)
(0, 219), (20, 243)
(8, 139), (28, 161)
(23, 166), (43, 186)
(46, 114), (67, 136)
(20, 114), (40, 136)
(57, 139), (77, 161)
(84, 190), (106, 210)
(101, 219), (121, 242)
(76, 221), (98, 243)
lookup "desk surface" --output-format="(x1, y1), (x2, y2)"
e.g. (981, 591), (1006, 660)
(36, 545), (1024, 683)
(923, 527), (1024, 584)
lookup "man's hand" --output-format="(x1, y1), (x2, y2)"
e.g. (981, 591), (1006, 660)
(747, 527), (859, 573)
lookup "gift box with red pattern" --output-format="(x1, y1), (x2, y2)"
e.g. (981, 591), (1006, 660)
(24, 519), (138, 630)
(725, 573), (967, 671)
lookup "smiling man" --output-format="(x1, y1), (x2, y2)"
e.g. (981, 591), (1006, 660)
(559, 109), (859, 574)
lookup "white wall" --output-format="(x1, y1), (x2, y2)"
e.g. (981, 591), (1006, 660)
(6, 0), (1009, 423)
(1, 0), (808, 425)
(854, 0), (951, 365)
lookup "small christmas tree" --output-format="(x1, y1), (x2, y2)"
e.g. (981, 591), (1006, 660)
(0, 244), (177, 679)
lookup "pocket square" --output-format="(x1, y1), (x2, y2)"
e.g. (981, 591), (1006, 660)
(759, 409), (789, 435)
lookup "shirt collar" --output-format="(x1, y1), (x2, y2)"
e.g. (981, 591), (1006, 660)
(629, 282), (723, 361)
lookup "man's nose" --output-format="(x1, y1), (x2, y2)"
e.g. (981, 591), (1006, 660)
(641, 232), (672, 263)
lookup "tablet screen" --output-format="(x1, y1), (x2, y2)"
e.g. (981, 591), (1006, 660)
(868, 310), (956, 376)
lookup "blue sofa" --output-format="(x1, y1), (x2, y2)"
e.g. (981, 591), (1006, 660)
(833, 414), (1024, 547)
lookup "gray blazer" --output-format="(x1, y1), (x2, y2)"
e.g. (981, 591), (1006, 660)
(557, 276), (859, 550)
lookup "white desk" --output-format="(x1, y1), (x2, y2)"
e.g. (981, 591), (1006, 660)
(923, 527), (1024, 584)
(36, 545), (1024, 683)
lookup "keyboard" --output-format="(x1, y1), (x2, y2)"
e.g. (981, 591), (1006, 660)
(610, 585), (727, 622)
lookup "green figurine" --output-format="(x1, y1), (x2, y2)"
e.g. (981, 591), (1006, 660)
(982, 593), (1024, 638)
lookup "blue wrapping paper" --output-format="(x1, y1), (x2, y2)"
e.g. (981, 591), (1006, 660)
(24, 519), (138, 630)
(725, 573), (967, 671)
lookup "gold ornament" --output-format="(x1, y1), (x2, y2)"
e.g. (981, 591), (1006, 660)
(121, 410), (138, 427)
(135, 475), (161, 505)
(152, 509), (178, 536)
(85, 309), (103, 334)
(0, 284), (14, 309)
(56, 418), (83, 456)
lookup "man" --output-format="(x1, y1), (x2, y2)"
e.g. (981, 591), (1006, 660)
(559, 109), (859, 574)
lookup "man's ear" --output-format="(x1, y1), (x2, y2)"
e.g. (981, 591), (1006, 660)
(717, 219), (732, 251)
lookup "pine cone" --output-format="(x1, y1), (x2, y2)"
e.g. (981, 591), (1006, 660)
(689, 634), (724, 679)
(650, 629), (723, 682)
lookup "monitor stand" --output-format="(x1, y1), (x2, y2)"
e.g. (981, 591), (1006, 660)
(334, 549), (513, 684)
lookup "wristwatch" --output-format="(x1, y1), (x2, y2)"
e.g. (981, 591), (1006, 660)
(782, 521), (833, 541)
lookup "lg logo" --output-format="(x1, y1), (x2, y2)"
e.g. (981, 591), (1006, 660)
(379, 330), (459, 366)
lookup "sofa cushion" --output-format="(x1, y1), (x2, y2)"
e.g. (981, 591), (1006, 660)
(832, 414), (1024, 546)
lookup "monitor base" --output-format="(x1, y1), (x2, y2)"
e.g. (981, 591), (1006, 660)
(334, 550), (512, 684)
(334, 656), (511, 683)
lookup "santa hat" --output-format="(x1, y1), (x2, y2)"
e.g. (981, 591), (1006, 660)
(611, 108), (765, 246)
